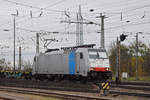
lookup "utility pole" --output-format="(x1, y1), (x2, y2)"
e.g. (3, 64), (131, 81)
(76, 12), (80, 46)
(12, 14), (16, 72)
(35, 33), (39, 74)
(19, 46), (21, 71)
(135, 32), (139, 80)
(36, 33), (40, 54)
(77, 5), (83, 46)
(116, 37), (120, 83)
(96, 13), (106, 49)
(100, 13), (105, 49)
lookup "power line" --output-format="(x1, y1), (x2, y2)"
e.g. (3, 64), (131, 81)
(105, 21), (150, 30)
(104, 11), (150, 28)
(94, 1), (150, 21)
(3, 0), (41, 9)
(94, 0), (142, 12)
(124, 3), (150, 13)
(0, 0), (148, 28)
(44, 0), (68, 8)
(0, 0), (68, 29)
(106, 10), (149, 21)
(2, 0), (67, 12)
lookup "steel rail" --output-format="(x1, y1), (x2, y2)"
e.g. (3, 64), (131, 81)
(0, 97), (14, 100)
(111, 84), (150, 91)
(110, 90), (150, 98)
(111, 81), (150, 86)
(1, 79), (150, 98)
(0, 86), (113, 100)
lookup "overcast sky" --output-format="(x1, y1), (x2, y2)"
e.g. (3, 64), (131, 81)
(0, 0), (150, 65)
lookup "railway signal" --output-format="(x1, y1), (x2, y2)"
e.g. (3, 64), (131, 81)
(120, 34), (128, 41)
(116, 33), (128, 83)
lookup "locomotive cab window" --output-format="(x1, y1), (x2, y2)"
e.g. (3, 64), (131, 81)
(34, 56), (36, 62)
(88, 49), (107, 59)
(80, 53), (83, 59)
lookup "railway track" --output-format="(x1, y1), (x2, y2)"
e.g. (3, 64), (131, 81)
(111, 80), (150, 91)
(0, 78), (150, 99)
(110, 90), (150, 98)
(0, 86), (113, 100)
(110, 80), (150, 98)
(111, 80), (150, 86)
(111, 84), (150, 91)
(0, 97), (13, 100)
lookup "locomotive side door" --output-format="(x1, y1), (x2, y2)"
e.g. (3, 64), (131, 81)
(76, 52), (86, 76)
(75, 53), (80, 74)
(34, 55), (39, 74)
(79, 52), (86, 76)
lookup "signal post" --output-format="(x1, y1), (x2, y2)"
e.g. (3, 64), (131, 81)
(116, 34), (127, 84)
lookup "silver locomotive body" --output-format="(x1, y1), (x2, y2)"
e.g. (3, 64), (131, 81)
(32, 46), (111, 81)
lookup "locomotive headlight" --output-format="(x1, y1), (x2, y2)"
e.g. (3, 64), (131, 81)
(105, 68), (109, 71)
(90, 67), (94, 71)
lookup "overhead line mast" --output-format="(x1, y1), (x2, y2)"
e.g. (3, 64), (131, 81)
(76, 5), (83, 46)
(96, 13), (107, 49)
(61, 5), (84, 46)
(61, 5), (95, 46)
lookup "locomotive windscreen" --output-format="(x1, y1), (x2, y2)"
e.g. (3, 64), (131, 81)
(88, 49), (107, 59)
(88, 49), (110, 68)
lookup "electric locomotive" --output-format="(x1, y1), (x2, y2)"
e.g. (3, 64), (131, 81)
(32, 44), (112, 82)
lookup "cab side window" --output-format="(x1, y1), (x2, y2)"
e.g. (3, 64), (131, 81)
(80, 53), (83, 59)
(34, 56), (36, 62)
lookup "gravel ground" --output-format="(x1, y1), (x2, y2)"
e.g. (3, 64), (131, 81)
(0, 91), (60, 100)
(111, 87), (150, 94)
(0, 86), (150, 100)
(110, 95), (150, 100)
